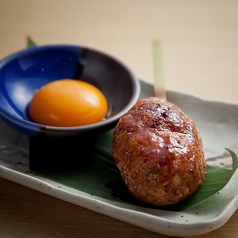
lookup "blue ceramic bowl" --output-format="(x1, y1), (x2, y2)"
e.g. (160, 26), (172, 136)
(0, 45), (140, 137)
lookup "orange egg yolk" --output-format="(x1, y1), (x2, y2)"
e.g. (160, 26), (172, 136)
(28, 79), (108, 127)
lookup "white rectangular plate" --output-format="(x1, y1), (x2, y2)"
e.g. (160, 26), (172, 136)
(0, 80), (238, 237)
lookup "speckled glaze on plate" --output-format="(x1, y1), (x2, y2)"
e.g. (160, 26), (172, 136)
(0, 80), (238, 237)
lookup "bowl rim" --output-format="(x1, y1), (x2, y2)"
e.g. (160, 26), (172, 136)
(0, 44), (141, 135)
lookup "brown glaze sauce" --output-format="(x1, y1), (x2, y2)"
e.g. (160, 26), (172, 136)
(112, 97), (206, 206)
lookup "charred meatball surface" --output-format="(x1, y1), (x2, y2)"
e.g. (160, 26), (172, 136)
(112, 97), (206, 206)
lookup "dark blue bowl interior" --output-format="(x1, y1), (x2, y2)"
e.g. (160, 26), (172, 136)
(0, 45), (140, 137)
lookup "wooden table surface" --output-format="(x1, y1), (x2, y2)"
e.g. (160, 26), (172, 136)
(1, 1), (238, 237)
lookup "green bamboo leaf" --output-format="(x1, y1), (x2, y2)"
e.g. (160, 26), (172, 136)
(226, 148), (238, 171)
(27, 36), (37, 48)
(32, 129), (238, 211)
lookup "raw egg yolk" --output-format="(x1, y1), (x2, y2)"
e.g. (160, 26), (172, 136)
(28, 79), (108, 127)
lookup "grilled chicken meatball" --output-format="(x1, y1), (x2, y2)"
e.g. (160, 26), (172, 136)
(112, 97), (206, 206)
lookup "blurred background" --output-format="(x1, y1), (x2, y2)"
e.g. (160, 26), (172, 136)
(1, 0), (238, 103)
